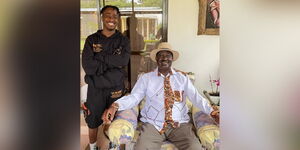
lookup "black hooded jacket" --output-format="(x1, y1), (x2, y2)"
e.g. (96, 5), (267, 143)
(82, 30), (130, 89)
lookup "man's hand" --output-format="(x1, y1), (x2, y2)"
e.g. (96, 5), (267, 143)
(102, 103), (119, 124)
(210, 105), (220, 124)
(95, 52), (104, 62)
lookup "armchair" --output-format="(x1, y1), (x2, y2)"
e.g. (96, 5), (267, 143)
(107, 99), (220, 150)
(107, 72), (220, 150)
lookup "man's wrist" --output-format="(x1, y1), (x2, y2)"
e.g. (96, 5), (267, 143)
(111, 102), (119, 110)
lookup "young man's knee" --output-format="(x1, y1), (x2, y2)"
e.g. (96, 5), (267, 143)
(85, 114), (103, 129)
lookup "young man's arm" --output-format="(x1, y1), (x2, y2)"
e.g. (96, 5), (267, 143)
(102, 36), (131, 68)
(82, 36), (107, 75)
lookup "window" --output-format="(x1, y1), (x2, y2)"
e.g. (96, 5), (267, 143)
(80, 0), (100, 52)
(80, 0), (168, 51)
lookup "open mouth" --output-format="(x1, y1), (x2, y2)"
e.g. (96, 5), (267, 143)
(160, 61), (170, 66)
(107, 22), (115, 26)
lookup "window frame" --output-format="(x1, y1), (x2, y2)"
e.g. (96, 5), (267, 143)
(97, 0), (168, 42)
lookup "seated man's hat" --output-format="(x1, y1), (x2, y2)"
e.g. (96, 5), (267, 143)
(150, 42), (179, 62)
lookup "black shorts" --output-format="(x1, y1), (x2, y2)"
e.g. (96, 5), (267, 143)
(84, 84), (124, 129)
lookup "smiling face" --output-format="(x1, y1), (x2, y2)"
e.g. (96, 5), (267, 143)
(156, 50), (173, 72)
(101, 8), (119, 31)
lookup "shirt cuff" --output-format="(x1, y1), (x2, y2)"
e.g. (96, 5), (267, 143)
(114, 101), (125, 111)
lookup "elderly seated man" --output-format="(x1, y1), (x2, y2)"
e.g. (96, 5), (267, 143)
(103, 42), (219, 150)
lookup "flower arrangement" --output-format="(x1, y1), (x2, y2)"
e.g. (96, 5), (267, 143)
(209, 75), (220, 96)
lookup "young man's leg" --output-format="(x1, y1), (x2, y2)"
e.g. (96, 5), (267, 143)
(85, 85), (107, 150)
(85, 85), (124, 149)
(88, 128), (98, 144)
(135, 123), (165, 150)
(167, 123), (202, 150)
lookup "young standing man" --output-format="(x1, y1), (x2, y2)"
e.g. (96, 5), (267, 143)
(82, 5), (130, 150)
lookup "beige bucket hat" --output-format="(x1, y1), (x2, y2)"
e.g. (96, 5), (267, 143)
(150, 42), (179, 62)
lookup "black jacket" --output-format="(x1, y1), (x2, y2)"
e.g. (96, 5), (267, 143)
(82, 30), (130, 89)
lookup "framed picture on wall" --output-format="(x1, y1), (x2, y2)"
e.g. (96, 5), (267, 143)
(198, 0), (220, 35)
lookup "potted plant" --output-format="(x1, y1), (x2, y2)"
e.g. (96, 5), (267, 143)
(209, 75), (220, 105)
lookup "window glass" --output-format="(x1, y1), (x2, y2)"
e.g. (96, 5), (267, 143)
(80, 0), (99, 52)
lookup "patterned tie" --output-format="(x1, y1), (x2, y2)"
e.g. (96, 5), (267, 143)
(160, 75), (179, 134)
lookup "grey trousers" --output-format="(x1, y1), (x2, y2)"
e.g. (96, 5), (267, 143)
(134, 123), (202, 150)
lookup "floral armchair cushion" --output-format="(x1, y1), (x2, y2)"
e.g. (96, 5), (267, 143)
(108, 106), (139, 145)
(192, 106), (220, 150)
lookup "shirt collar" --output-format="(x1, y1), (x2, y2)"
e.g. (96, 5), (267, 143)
(155, 67), (177, 77)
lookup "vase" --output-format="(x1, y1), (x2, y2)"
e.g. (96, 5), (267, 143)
(210, 96), (220, 105)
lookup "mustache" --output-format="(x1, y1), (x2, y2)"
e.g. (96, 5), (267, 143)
(158, 60), (171, 66)
(159, 60), (171, 63)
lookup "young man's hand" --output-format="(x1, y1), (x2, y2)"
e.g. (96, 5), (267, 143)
(102, 103), (119, 124)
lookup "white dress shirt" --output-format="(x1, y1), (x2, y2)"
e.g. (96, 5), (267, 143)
(116, 68), (213, 131)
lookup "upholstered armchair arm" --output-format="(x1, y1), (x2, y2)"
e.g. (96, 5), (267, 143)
(108, 106), (139, 145)
(192, 106), (220, 150)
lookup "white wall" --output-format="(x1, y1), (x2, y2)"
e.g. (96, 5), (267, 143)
(168, 0), (219, 92)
